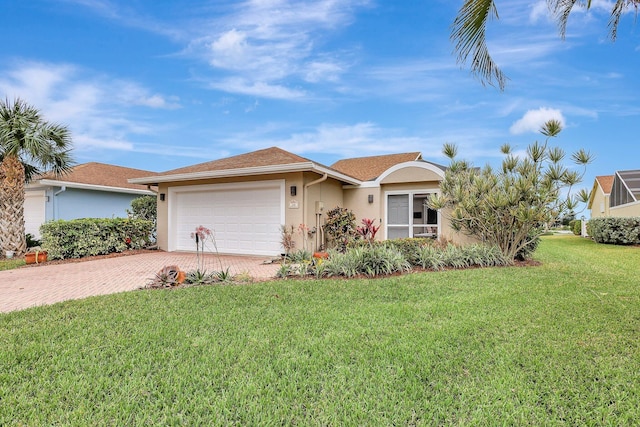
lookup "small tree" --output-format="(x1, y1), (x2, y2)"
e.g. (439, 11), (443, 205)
(127, 195), (157, 222)
(428, 120), (593, 261)
(128, 195), (157, 242)
(323, 206), (358, 252)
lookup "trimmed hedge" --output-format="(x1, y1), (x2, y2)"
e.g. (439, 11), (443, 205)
(41, 218), (154, 259)
(572, 219), (582, 236)
(587, 217), (640, 245)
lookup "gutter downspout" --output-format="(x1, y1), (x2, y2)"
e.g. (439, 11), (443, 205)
(304, 173), (328, 251)
(53, 186), (66, 220)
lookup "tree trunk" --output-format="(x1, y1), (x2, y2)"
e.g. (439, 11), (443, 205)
(0, 154), (27, 255)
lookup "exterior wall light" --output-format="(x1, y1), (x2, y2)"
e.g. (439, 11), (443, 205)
(368, 194), (374, 204)
(290, 186), (297, 196)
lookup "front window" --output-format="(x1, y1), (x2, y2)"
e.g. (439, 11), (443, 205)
(386, 192), (439, 239)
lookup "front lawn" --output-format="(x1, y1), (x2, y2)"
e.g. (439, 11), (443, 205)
(1, 236), (639, 425)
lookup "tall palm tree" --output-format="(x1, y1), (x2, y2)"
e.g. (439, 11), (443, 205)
(0, 98), (73, 256)
(452, 0), (640, 91)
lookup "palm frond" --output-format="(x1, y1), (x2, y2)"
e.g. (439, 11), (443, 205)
(451, 0), (507, 90)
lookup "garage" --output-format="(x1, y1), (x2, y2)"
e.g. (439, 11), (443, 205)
(169, 180), (285, 256)
(24, 190), (47, 239)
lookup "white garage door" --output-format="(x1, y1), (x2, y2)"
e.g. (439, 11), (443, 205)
(24, 191), (46, 239)
(170, 181), (284, 256)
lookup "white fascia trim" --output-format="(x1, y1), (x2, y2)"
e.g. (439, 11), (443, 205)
(376, 161), (445, 182)
(37, 179), (155, 196)
(129, 162), (362, 186)
(342, 161), (445, 189)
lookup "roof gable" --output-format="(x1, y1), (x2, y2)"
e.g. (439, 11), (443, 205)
(36, 162), (155, 192)
(157, 147), (312, 176)
(596, 175), (614, 194)
(331, 152), (423, 181)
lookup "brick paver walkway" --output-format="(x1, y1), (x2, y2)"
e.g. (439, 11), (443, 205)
(0, 252), (280, 313)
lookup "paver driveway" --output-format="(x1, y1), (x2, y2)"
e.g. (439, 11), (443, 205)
(0, 252), (279, 313)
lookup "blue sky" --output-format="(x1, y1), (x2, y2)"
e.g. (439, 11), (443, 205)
(1, 0), (639, 203)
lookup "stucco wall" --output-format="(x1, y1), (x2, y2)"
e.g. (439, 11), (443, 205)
(343, 187), (382, 236)
(610, 201), (640, 217)
(589, 190), (610, 218)
(154, 172), (343, 252)
(380, 167), (443, 184)
(47, 187), (143, 221)
(302, 174), (344, 251)
(342, 181), (476, 245)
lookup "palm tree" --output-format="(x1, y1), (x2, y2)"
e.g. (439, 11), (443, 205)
(0, 98), (73, 256)
(452, 0), (640, 91)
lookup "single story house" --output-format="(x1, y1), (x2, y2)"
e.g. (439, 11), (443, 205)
(587, 175), (613, 218)
(130, 147), (470, 256)
(25, 162), (156, 238)
(588, 170), (640, 219)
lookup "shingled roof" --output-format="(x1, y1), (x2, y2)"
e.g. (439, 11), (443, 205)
(596, 175), (614, 194)
(156, 147), (313, 176)
(130, 147), (362, 185)
(331, 152), (424, 181)
(36, 162), (155, 192)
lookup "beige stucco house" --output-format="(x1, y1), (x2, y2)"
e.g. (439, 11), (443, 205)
(587, 175), (614, 219)
(130, 147), (467, 256)
(588, 170), (640, 219)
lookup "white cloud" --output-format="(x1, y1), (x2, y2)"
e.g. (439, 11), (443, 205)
(0, 61), (180, 153)
(510, 107), (566, 134)
(529, 1), (550, 23)
(208, 77), (306, 99)
(303, 60), (344, 83)
(187, 0), (371, 96)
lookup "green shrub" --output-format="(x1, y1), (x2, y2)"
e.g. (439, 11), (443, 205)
(323, 206), (358, 252)
(316, 240), (510, 277)
(127, 195), (157, 241)
(572, 219), (582, 236)
(319, 246), (411, 278)
(41, 218), (154, 259)
(383, 238), (435, 261)
(413, 243), (509, 270)
(184, 270), (220, 285)
(287, 249), (312, 263)
(588, 217), (640, 245)
(413, 245), (446, 270)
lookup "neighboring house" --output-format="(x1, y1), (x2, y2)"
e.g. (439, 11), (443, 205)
(588, 170), (640, 219)
(25, 162), (156, 238)
(130, 147), (472, 256)
(587, 175), (614, 218)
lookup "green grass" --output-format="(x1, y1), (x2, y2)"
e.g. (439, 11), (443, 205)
(0, 258), (25, 271)
(1, 236), (639, 425)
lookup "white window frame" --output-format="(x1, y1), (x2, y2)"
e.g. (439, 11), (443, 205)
(384, 189), (441, 240)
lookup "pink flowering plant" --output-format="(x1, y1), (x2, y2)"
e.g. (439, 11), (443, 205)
(191, 225), (213, 272)
(356, 218), (381, 245)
